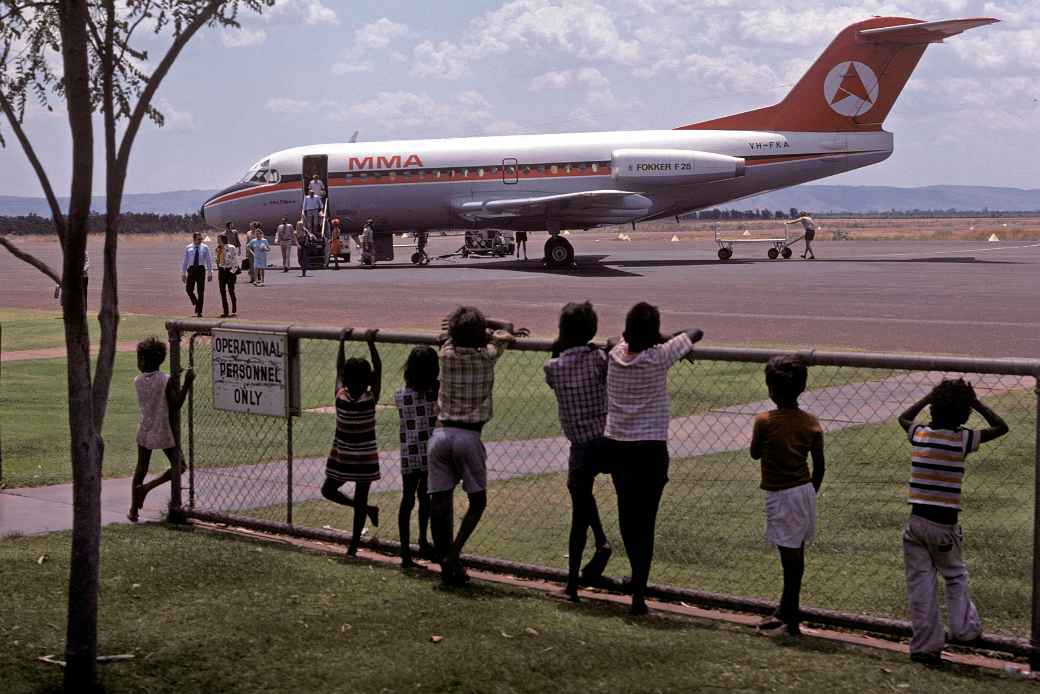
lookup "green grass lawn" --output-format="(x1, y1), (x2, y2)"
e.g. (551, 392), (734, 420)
(2, 330), (885, 487)
(0, 524), (1030, 694)
(0, 308), (171, 352)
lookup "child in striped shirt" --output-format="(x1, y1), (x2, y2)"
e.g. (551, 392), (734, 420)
(322, 330), (382, 556)
(897, 378), (1008, 665)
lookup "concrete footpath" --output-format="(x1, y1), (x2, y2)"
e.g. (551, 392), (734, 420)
(1, 372), (1022, 537)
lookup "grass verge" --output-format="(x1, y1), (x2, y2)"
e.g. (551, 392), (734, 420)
(0, 524), (1031, 694)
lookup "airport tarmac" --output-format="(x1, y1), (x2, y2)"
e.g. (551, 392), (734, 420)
(2, 232), (1040, 357)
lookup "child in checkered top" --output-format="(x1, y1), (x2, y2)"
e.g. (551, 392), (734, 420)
(605, 302), (703, 615)
(394, 345), (439, 568)
(428, 306), (528, 587)
(544, 301), (613, 601)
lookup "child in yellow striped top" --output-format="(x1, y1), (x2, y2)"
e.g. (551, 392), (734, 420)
(896, 378), (1008, 665)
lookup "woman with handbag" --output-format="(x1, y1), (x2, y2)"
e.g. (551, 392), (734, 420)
(216, 232), (241, 317)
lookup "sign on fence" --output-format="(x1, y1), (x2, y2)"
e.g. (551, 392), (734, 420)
(211, 329), (291, 417)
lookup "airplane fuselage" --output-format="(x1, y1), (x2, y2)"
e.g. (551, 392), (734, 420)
(202, 129), (892, 235)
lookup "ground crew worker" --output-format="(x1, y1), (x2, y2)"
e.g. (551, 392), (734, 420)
(361, 219), (375, 268)
(785, 211), (817, 259)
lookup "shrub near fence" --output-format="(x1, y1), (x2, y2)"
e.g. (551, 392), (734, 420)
(167, 321), (1040, 662)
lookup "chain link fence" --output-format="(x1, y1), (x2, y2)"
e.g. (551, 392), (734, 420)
(169, 321), (1040, 658)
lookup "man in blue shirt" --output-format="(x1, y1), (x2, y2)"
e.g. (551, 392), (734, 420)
(181, 232), (213, 317)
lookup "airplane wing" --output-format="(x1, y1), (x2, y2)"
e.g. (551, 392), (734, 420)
(454, 189), (652, 224)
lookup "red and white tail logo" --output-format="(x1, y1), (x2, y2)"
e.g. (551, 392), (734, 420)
(678, 16), (997, 133)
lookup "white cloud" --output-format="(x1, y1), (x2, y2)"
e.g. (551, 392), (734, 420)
(331, 19), (410, 76)
(329, 90), (507, 136)
(529, 70), (574, 91)
(265, 97), (311, 114)
(222, 27), (267, 48)
(266, 0), (338, 25)
(411, 41), (471, 80)
(154, 99), (195, 131)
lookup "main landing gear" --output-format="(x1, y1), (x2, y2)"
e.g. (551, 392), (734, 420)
(542, 222), (574, 268)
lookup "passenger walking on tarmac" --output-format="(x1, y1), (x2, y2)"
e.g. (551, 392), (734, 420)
(605, 302), (703, 615)
(544, 301), (613, 601)
(276, 216), (295, 272)
(394, 345), (440, 568)
(181, 231), (213, 317)
(127, 337), (194, 523)
(248, 227), (270, 287)
(322, 329), (383, 556)
(897, 379), (1008, 666)
(303, 191), (322, 234)
(749, 356), (825, 637)
(225, 221), (242, 250)
(428, 307), (528, 587)
(216, 233), (241, 318)
(309, 174), (326, 198)
(244, 221), (257, 284)
(784, 210), (817, 259)
(361, 219), (376, 268)
(514, 230), (528, 260)
(296, 221), (312, 277)
(329, 218), (344, 270)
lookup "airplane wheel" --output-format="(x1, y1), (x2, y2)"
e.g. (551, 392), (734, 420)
(410, 252), (421, 265)
(717, 247), (732, 260)
(544, 236), (574, 267)
(768, 248), (779, 260)
(781, 247), (793, 259)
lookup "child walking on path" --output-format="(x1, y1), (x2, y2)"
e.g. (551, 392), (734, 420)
(322, 329), (382, 556)
(128, 337), (194, 522)
(544, 301), (613, 601)
(394, 345), (440, 568)
(428, 306), (528, 587)
(897, 378), (1008, 665)
(605, 302), (702, 615)
(749, 356), (826, 636)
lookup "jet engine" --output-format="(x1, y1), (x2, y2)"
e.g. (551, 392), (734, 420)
(612, 149), (745, 187)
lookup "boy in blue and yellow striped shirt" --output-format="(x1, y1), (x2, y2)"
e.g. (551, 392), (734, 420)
(897, 378), (1008, 665)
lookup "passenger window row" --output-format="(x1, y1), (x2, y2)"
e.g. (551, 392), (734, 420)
(337, 161), (607, 182)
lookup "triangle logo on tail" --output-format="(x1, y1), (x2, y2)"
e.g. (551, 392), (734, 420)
(823, 61), (879, 117)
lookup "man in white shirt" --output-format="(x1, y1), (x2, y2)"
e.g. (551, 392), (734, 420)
(181, 232), (213, 317)
(276, 216), (295, 272)
(308, 175), (326, 198)
(303, 192), (322, 234)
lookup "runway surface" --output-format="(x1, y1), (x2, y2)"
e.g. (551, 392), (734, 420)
(3, 232), (1040, 357)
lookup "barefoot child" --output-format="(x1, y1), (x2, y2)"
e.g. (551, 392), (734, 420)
(322, 329), (382, 556)
(544, 301), (613, 601)
(750, 356), (825, 636)
(128, 337), (194, 522)
(394, 345), (439, 567)
(605, 302), (703, 614)
(897, 378), (1008, 665)
(428, 306), (528, 587)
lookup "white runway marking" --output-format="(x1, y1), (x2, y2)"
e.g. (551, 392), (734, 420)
(862, 242), (1040, 258)
(668, 309), (1040, 330)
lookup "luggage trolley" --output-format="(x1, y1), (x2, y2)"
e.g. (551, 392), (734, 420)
(714, 224), (793, 261)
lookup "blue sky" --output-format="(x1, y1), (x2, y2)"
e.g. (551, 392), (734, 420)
(1, 0), (1037, 197)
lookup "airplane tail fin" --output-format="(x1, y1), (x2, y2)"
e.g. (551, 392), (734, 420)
(677, 16), (998, 133)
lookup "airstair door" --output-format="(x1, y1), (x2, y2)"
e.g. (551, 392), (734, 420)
(502, 157), (519, 184)
(302, 154), (329, 199)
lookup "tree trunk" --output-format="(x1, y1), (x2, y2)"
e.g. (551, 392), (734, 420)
(57, 1), (100, 689)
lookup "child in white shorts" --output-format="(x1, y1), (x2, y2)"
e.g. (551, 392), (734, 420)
(750, 355), (825, 636)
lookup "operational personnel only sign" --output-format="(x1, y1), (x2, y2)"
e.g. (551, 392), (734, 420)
(212, 329), (289, 417)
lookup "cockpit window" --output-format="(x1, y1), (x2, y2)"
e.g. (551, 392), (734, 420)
(239, 158), (272, 184)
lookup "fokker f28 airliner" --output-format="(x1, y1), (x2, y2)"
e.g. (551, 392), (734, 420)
(202, 16), (997, 267)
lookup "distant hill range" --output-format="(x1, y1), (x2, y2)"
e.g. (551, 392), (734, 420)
(1, 185), (1038, 217)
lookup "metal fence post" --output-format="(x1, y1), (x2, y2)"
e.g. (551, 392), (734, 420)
(286, 336), (295, 526)
(166, 324), (185, 523)
(1032, 374), (1040, 671)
